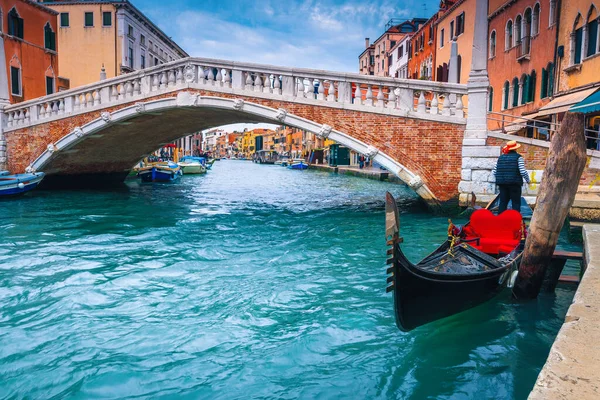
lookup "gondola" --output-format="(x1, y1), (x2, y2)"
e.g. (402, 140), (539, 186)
(385, 192), (526, 332)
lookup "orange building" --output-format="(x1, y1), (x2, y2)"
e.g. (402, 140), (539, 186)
(407, 15), (438, 80)
(487, 0), (556, 136)
(435, 0), (475, 84)
(1, 0), (66, 103)
(359, 18), (427, 77)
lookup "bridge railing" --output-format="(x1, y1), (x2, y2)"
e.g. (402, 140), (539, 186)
(2, 57), (469, 130)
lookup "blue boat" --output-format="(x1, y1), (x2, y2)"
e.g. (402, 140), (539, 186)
(137, 161), (182, 182)
(0, 170), (45, 197)
(287, 161), (308, 170)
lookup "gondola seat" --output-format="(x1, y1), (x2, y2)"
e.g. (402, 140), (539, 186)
(462, 209), (522, 255)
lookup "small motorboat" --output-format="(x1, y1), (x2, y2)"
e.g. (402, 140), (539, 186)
(205, 159), (216, 170)
(0, 170), (45, 197)
(137, 161), (182, 182)
(287, 160), (308, 170)
(178, 156), (207, 175)
(385, 192), (525, 332)
(275, 155), (291, 167)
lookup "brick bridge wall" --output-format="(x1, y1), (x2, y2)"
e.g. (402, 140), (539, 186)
(5, 89), (466, 202)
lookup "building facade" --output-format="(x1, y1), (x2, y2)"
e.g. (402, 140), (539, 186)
(389, 34), (412, 78)
(1, 0), (64, 103)
(39, 0), (188, 88)
(487, 0), (556, 135)
(408, 15), (438, 80)
(359, 19), (427, 77)
(435, 0), (474, 84)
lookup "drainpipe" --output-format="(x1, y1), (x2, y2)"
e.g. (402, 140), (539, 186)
(114, 5), (118, 76)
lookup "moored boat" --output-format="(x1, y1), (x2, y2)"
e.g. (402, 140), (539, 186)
(137, 161), (182, 182)
(0, 171), (45, 197)
(178, 156), (207, 175)
(287, 160), (308, 170)
(385, 192), (525, 332)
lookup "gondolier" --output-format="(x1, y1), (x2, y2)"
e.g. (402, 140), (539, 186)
(493, 141), (531, 214)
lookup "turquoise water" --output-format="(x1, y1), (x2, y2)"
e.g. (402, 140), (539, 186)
(0, 161), (577, 399)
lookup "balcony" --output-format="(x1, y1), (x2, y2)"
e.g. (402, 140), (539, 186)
(516, 36), (531, 62)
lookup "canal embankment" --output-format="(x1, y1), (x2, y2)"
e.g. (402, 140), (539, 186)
(529, 224), (600, 399)
(308, 164), (404, 184)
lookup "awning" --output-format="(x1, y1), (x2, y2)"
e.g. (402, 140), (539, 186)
(570, 89), (600, 114)
(538, 87), (599, 116)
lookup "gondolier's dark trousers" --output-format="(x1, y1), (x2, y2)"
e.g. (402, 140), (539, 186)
(498, 184), (522, 214)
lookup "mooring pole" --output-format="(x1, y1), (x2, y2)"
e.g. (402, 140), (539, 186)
(512, 112), (587, 299)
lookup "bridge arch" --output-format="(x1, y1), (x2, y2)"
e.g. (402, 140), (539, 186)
(27, 92), (438, 203)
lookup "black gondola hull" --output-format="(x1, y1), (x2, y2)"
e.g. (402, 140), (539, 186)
(392, 254), (509, 331)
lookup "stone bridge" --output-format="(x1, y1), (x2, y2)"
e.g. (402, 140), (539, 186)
(0, 57), (478, 206)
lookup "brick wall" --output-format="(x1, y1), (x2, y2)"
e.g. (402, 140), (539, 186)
(5, 89), (466, 202)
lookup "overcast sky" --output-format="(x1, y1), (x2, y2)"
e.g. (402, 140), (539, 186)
(140, 0), (440, 130)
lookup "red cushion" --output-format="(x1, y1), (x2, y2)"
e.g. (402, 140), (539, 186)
(463, 209), (523, 255)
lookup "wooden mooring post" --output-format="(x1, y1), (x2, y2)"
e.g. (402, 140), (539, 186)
(512, 112), (587, 299)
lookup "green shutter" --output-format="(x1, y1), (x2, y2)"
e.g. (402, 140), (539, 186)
(548, 63), (555, 95)
(513, 79), (519, 107)
(489, 88), (494, 112)
(588, 20), (598, 57)
(60, 13), (69, 27)
(85, 12), (93, 27)
(530, 72), (536, 102)
(575, 28), (583, 64)
(103, 12), (112, 26)
(541, 68), (547, 98)
(10, 67), (20, 95)
(504, 82), (509, 109)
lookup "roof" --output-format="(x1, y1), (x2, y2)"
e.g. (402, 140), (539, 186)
(40, 0), (188, 57)
(17, 0), (59, 16)
(435, 0), (467, 25)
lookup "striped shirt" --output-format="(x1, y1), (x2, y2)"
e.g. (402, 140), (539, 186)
(493, 156), (531, 184)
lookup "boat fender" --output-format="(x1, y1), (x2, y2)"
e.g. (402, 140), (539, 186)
(507, 270), (519, 288)
(17, 182), (25, 189)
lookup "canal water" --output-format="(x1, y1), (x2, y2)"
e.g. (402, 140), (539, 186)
(0, 161), (578, 399)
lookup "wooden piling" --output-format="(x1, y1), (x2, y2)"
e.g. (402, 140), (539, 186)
(512, 112), (587, 299)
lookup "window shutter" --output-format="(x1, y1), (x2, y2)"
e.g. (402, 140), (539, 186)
(18, 17), (24, 39)
(588, 20), (598, 57)
(541, 68), (547, 98)
(575, 28), (583, 63)
(8, 14), (14, 36)
(548, 64), (555, 95)
(10, 67), (20, 95)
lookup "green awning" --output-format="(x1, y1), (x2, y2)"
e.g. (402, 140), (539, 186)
(570, 89), (600, 114)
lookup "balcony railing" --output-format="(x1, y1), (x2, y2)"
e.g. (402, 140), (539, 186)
(516, 36), (531, 60)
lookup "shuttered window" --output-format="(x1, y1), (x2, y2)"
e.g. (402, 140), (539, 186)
(541, 68), (548, 98)
(587, 19), (598, 57)
(8, 8), (24, 39)
(60, 13), (69, 27)
(44, 23), (56, 51)
(575, 27), (583, 64)
(10, 66), (21, 96)
(46, 76), (55, 95)
(84, 12), (93, 27)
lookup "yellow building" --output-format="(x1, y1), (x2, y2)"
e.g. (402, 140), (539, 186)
(435, 0), (476, 84)
(42, 0), (187, 88)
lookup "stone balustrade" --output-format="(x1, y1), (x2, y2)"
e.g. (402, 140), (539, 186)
(2, 57), (469, 132)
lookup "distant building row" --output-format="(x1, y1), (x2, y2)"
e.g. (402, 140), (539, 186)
(360, 0), (600, 147)
(1, 0), (187, 104)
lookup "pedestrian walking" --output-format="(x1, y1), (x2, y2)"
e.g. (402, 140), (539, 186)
(493, 140), (531, 214)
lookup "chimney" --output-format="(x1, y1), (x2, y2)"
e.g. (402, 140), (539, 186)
(365, 38), (370, 48)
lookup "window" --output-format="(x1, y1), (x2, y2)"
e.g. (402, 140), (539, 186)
(503, 81), (510, 110)
(541, 68), (548, 98)
(457, 55), (462, 84)
(390, 40), (396, 48)
(529, 70), (536, 103)
(512, 77), (519, 107)
(399, 45), (403, 58)
(10, 66), (21, 96)
(532, 4), (540, 36)
(489, 87), (494, 112)
(440, 28), (445, 47)
(428, 24), (434, 42)
(84, 12), (93, 27)
(128, 24), (133, 37)
(369, 55), (374, 65)
(450, 20), (455, 39)
(46, 76), (54, 95)
(141, 54), (145, 69)
(550, 0), (557, 26)
(506, 20), (513, 49)
(574, 27), (583, 64)
(521, 74), (528, 105)
(547, 63), (554, 95)
(587, 19), (599, 58)
(128, 47), (134, 69)
(140, 34), (145, 46)
(44, 23), (56, 51)
(456, 12), (465, 36)
(154, 57), (159, 66)
(8, 8), (24, 39)
(515, 15), (522, 45)
(102, 11), (111, 27)
(60, 13), (69, 27)
(490, 30), (496, 57)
